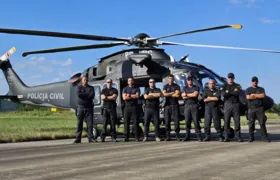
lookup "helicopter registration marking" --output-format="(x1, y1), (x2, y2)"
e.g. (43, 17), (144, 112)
(27, 92), (65, 101)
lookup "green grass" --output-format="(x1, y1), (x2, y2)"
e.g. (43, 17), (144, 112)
(0, 110), (279, 143)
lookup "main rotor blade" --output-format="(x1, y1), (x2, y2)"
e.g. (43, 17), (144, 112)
(22, 42), (127, 57)
(0, 28), (129, 41)
(152, 24), (242, 40)
(160, 41), (280, 53)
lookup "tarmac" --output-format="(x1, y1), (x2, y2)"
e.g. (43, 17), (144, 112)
(1, 121), (280, 180)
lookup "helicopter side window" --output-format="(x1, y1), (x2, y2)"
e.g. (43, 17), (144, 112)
(102, 82), (117, 89)
(92, 86), (101, 105)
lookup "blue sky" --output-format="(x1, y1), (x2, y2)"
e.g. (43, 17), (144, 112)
(0, 0), (280, 103)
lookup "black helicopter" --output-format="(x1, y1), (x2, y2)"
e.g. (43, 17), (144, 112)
(0, 24), (279, 138)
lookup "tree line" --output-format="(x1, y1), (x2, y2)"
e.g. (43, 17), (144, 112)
(267, 103), (280, 114)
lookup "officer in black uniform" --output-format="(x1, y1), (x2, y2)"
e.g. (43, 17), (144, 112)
(221, 73), (242, 142)
(74, 75), (95, 143)
(143, 78), (162, 142)
(202, 79), (223, 142)
(245, 76), (269, 142)
(162, 74), (181, 141)
(100, 79), (118, 142)
(122, 77), (141, 142)
(181, 75), (202, 142)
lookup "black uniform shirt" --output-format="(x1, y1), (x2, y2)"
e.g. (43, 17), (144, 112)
(221, 83), (242, 103)
(183, 85), (200, 105)
(76, 84), (95, 108)
(101, 87), (118, 108)
(122, 86), (140, 105)
(202, 87), (220, 107)
(144, 87), (161, 108)
(245, 86), (265, 108)
(163, 83), (180, 106)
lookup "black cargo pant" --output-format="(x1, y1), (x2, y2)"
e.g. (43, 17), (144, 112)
(75, 107), (94, 141)
(164, 105), (180, 135)
(101, 106), (117, 139)
(223, 102), (241, 138)
(124, 103), (139, 140)
(144, 107), (160, 138)
(248, 106), (267, 138)
(184, 104), (201, 135)
(204, 105), (222, 137)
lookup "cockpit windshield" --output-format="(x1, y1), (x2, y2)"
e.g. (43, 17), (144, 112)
(174, 73), (188, 91)
(197, 69), (224, 87)
(174, 69), (225, 93)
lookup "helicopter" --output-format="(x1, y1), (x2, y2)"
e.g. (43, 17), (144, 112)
(0, 24), (279, 138)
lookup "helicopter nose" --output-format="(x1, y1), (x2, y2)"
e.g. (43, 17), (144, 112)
(263, 95), (274, 111)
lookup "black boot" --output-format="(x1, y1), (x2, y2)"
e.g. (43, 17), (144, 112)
(203, 136), (210, 142)
(217, 135), (224, 142)
(224, 136), (230, 142)
(183, 132), (190, 141)
(175, 132), (181, 141)
(165, 133), (170, 141)
(235, 136), (243, 142)
(100, 135), (105, 142)
(262, 135), (270, 142)
(248, 136), (254, 142)
(143, 136), (148, 142)
(197, 134), (203, 142)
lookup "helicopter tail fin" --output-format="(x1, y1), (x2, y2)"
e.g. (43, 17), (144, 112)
(0, 47), (27, 97)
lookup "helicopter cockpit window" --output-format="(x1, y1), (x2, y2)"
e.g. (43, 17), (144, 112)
(174, 74), (188, 91)
(174, 73), (203, 94)
(197, 70), (224, 89)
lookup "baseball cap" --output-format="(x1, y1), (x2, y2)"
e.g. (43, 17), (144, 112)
(252, 76), (258, 82)
(187, 75), (193, 80)
(228, 73), (235, 78)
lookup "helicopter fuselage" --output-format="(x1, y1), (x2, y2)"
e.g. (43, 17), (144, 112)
(0, 48), (274, 126)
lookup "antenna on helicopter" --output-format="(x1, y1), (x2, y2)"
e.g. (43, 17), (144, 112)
(179, 54), (189, 63)
(169, 55), (175, 62)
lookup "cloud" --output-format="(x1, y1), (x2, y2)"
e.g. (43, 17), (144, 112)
(28, 56), (45, 65)
(51, 58), (72, 66)
(30, 75), (42, 79)
(52, 77), (60, 82)
(229, 0), (242, 5)
(62, 58), (72, 66)
(229, 0), (263, 7)
(38, 66), (54, 73)
(259, 18), (280, 24)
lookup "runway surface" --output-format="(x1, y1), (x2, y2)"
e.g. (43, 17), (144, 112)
(1, 124), (280, 180)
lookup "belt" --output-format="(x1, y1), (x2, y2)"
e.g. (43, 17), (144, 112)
(225, 100), (239, 104)
(249, 105), (262, 108)
(145, 105), (158, 109)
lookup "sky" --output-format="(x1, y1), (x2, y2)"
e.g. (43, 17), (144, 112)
(0, 0), (280, 103)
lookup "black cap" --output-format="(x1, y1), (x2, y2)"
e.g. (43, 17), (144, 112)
(187, 75), (193, 79)
(228, 73), (235, 78)
(252, 76), (258, 82)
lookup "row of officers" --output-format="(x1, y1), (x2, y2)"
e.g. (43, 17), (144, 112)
(73, 73), (269, 144)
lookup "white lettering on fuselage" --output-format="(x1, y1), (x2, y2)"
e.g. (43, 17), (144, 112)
(125, 50), (153, 59)
(27, 92), (64, 101)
